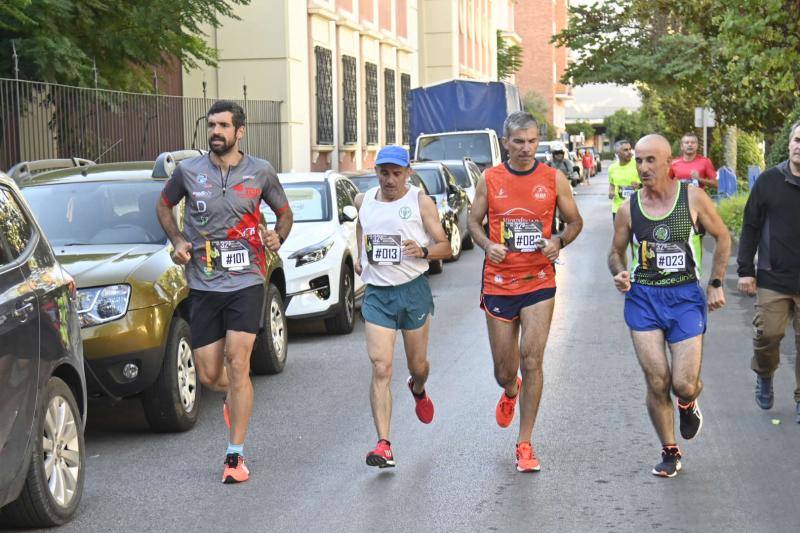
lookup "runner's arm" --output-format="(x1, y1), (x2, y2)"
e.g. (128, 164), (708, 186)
(354, 193), (364, 274)
(698, 159), (718, 189)
(608, 181), (616, 200)
(417, 192), (452, 260)
(608, 201), (632, 276)
(467, 175), (491, 251)
(553, 170), (583, 249)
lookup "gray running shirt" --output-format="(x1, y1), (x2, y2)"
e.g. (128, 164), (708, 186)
(161, 153), (289, 292)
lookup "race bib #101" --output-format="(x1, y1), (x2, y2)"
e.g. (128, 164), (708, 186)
(213, 240), (251, 271)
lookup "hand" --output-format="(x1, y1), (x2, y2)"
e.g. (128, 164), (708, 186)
(171, 239), (192, 265)
(540, 237), (561, 262)
(355, 260), (363, 276)
(608, 192), (615, 200)
(484, 242), (508, 264)
(613, 270), (631, 293)
(402, 240), (424, 258)
(707, 286), (726, 311)
(737, 276), (757, 296)
(259, 224), (282, 252)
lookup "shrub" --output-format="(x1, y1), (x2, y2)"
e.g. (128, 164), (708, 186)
(766, 104), (800, 167)
(716, 193), (749, 239)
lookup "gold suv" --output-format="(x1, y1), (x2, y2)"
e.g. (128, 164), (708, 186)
(11, 152), (288, 432)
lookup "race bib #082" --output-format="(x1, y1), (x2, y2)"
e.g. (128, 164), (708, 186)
(366, 234), (402, 265)
(213, 240), (251, 271)
(502, 219), (543, 253)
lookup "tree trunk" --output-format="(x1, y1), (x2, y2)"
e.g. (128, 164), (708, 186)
(723, 125), (737, 174)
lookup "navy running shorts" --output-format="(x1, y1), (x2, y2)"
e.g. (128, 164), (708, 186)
(480, 287), (557, 322)
(361, 275), (434, 330)
(624, 282), (707, 344)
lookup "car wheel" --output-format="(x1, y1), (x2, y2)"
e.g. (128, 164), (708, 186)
(0, 377), (85, 528)
(428, 259), (444, 274)
(446, 222), (462, 262)
(251, 283), (288, 375)
(325, 265), (355, 335)
(462, 221), (475, 250)
(142, 317), (200, 433)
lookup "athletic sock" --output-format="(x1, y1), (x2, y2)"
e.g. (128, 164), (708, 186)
(677, 399), (694, 409)
(226, 443), (244, 456)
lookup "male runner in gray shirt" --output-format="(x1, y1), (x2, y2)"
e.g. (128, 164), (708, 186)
(156, 100), (293, 483)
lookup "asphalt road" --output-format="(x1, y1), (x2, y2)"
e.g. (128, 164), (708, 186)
(45, 170), (799, 532)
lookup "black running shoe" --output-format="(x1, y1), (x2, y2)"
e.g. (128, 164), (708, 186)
(652, 446), (682, 478)
(678, 399), (703, 440)
(755, 375), (774, 410)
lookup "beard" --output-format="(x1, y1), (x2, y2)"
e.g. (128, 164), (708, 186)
(208, 135), (236, 156)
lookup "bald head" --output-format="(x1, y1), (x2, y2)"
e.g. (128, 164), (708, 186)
(634, 134), (673, 185)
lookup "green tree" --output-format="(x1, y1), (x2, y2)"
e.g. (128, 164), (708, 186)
(0, 0), (250, 90)
(553, 0), (800, 134)
(522, 91), (555, 139)
(565, 120), (597, 139)
(497, 31), (523, 81)
(766, 105), (800, 167)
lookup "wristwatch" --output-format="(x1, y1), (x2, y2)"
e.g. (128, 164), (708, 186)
(708, 278), (722, 288)
(278, 234), (285, 245)
(421, 246), (429, 259)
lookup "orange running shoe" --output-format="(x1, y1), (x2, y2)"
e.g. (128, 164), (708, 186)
(223, 399), (231, 429)
(407, 377), (435, 424)
(515, 441), (541, 472)
(366, 439), (396, 468)
(222, 453), (250, 484)
(496, 376), (522, 428)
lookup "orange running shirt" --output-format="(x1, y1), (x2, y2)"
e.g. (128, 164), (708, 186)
(482, 162), (558, 295)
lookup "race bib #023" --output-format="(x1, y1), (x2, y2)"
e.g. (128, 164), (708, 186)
(502, 219), (543, 253)
(647, 242), (688, 273)
(366, 234), (402, 265)
(213, 240), (251, 271)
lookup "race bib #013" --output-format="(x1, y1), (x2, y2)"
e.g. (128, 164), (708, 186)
(214, 240), (251, 271)
(502, 219), (543, 253)
(366, 234), (402, 265)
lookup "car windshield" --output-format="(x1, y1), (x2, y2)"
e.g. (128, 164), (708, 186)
(22, 180), (167, 246)
(349, 175), (379, 193)
(413, 168), (445, 195)
(536, 143), (550, 153)
(443, 163), (472, 188)
(417, 133), (492, 166)
(264, 182), (330, 223)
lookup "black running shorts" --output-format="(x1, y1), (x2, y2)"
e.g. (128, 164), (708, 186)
(189, 284), (264, 348)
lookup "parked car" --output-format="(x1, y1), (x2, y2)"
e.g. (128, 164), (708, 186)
(411, 161), (473, 262)
(270, 171), (364, 334)
(10, 152), (288, 433)
(415, 129), (502, 171)
(535, 141), (554, 164)
(439, 158), (482, 204)
(344, 171), (445, 275)
(0, 173), (86, 527)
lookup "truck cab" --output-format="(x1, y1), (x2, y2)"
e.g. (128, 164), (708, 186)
(414, 129), (502, 171)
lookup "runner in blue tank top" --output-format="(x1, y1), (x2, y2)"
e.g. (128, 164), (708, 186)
(607, 134), (731, 478)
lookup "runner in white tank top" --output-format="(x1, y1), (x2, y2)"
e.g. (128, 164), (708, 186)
(354, 146), (451, 469)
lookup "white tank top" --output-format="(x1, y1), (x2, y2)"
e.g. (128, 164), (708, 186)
(359, 185), (430, 286)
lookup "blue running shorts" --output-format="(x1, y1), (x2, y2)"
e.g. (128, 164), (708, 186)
(361, 275), (434, 330)
(624, 282), (707, 343)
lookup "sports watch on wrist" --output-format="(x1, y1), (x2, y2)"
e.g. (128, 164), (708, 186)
(708, 278), (722, 288)
(421, 246), (429, 259)
(278, 234), (285, 245)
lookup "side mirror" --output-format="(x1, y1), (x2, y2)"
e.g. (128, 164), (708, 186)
(342, 205), (358, 222)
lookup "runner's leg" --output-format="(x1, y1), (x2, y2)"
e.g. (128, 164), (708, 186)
(195, 339), (228, 392)
(517, 297), (555, 443)
(486, 315), (522, 397)
(366, 322), (398, 440)
(631, 330), (676, 446)
(401, 317), (431, 394)
(225, 330), (257, 445)
(669, 335), (704, 403)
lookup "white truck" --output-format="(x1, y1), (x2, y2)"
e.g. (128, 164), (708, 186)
(414, 129), (502, 171)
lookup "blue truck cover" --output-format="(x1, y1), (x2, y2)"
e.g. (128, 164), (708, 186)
(409, 79), (522, 154)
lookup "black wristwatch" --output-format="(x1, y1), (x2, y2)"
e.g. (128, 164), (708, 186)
(421, 246), (429, 259)
(278, 234), (285, 245)
(708, 278), (722, 288)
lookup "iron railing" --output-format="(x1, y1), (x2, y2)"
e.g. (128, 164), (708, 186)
(384, 68), (396, 145)
(0, 78), (283, 171)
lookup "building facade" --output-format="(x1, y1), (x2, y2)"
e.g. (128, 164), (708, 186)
(513, 0), (572, 138)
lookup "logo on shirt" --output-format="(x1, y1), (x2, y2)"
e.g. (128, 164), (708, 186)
(243, 175), (255, 181)
(232, 183), (261, 199)
(533, 185), (549, 201)
(197, 174), (208, 184)
(496, 187), (508, 198)
(192, 190), (211, 198)
(398, 206), (412, 220)
(537, 269), (547, 279)
(198, 215), (210, 226)
(654, 224), (671, 242)
(494, 275), (504, 283)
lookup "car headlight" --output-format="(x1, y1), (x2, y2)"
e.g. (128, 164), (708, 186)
(289, 238), (334, 267)
(77, 284), (131, 328)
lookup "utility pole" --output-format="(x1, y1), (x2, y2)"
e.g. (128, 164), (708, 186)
(12, 41), (23, 161)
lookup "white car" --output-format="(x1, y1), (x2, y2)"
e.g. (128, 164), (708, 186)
(264, 171), (364, 334)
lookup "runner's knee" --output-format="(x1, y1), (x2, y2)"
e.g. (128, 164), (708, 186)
(371, 358), (393, 381)
(225, 351), (251, 383)
(672, 380), (699, 400)
(494, 365), (517, 388)
(645, 373), (671, 396)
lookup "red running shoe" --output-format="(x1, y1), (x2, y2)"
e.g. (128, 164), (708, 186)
(222, 453), (250, 483)
(407, 376), (434, 424)
(366, 439), (396, 468)
(515, 442), (541, 472)
(496, 377), (522, 428)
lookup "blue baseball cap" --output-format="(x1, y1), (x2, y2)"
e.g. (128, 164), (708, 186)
(375, 145), (410, 167)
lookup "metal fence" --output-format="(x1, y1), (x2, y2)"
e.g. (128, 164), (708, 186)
(0, 78), (283, 171)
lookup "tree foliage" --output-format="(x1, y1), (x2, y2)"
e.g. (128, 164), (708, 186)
(522, 91), (555, 139)
(766, 104), (800, 167)
(497, 31), (523, 80)
(0, 0), (250, 90)
(565, 120), (597, 139)
(553, 0), (800, 133)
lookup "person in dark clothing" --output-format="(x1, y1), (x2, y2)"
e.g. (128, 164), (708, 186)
(737, 120), (800, 423)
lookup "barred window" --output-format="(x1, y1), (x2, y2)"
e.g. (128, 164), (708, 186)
(401, 73), (411, 146)
(315, 46), (333, 145)
(365, 62), (379, 145)
(384, 68), (396, 145)
(342, 55), (358, 145)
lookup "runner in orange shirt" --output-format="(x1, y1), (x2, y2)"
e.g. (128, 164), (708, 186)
(468, 111), (583, 472)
